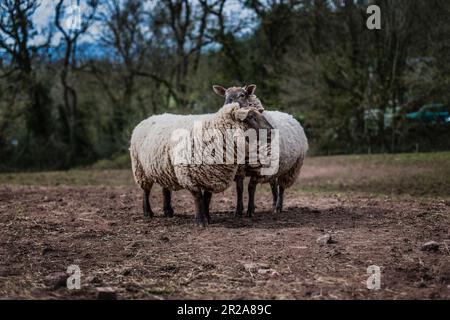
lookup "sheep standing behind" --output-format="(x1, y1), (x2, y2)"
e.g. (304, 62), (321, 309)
(238, 110), (308, 216)
(211, 84), (308, 216)
(130, 102), (273, 226)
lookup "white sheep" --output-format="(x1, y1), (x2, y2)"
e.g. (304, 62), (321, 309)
(130, 102), (273, 226)
(238, 110), (308, 216)
(212, 85), (308, 216)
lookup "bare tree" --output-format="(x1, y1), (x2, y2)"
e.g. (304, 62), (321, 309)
(203, 0), (245, 82)
(0, 0), (52, 159)
(55, 0), (98, 163)
(0, 0), (38, 76)
(152, 0), (224, 108)
(91, 0), (153, 148)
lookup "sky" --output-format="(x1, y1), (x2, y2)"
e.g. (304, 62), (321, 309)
(32, 0), (254, 47)
(33, 0), (103, 46)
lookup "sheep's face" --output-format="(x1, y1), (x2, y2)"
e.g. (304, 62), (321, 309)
(213, 84), (257, 109)
(233, 107), (273, 131)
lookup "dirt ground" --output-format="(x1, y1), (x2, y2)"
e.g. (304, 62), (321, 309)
(0, 155), (449, 299)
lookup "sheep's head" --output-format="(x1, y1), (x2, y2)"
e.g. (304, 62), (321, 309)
(213, 84), (263, 111)
(232, 106), (273, 131)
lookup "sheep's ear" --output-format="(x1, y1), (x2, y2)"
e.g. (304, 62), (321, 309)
(213, 85), (226, 97)
(245, 84), (257, 96)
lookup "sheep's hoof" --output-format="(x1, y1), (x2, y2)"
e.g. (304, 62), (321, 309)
(143, 211), (154, 219)
(234, 209), (243, 218)
(195, 218), (208, 228)
(275, 207), (283, 214)
(163, 208), (174, 218)
(246, 208), (255, 218)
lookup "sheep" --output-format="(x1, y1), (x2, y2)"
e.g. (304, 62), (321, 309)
(213, 84), (264, 112)
(130, 102), (273, 226)
(242, 110), (308, 215)
(212, 84), (309, 216)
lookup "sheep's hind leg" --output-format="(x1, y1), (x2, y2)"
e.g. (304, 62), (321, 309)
(143, 183), (154, 218)
(270, 182), (278, 212)
(275, 186), (285, 213)
(234, 176), (244, 217)
(163, 188), (174, 217)
(203, 191), (212, 224)
(191, 191), (207, 227)
(247, 178), (257, 217)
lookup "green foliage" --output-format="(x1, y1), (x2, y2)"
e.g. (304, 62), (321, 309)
(91, 153), (131, 170)
(0, 0), (449, 171)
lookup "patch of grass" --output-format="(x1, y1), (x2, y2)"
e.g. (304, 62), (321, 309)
(0, 169), (134, 187)
(91, 153), (131, 170)
(0, 152), (448, 199)
(310, 151), (450, 166)
(299, 152), (450, 199)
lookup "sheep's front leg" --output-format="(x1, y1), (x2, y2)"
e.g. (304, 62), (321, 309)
(143, 188), (154, 218)
(163, 188), (174, 217)
(275, 186), (285, 213)
(247, 178), (258, 217)
(234, 176), (244, 217)
(191, 191), (207, 227)
(203, 191), (212, 224)
(270, 182), (278, 212)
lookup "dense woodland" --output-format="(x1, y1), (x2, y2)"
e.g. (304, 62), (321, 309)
(0, 0), (449, 170)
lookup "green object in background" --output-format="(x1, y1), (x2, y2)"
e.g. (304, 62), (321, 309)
(405, 103), (449, 123)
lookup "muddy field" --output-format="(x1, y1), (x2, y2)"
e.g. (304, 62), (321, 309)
(0, 153), (449, 299)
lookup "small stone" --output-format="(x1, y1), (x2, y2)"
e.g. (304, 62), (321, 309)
(316, 234), (334, 245)
(44, 272), (68, 289)
(243, 262), (269, 272)
(96, 287), (117, 300)
(257, 268), (280, 277)
(421, 241), (440, 252)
